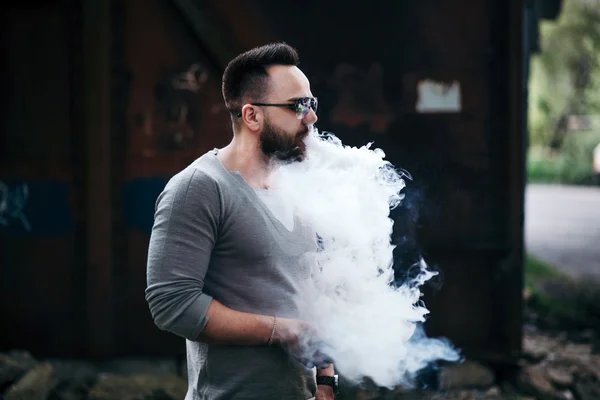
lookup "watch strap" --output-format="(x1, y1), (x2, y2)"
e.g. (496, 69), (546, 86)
(316, 375), (339, 394)
(316, 376), (335, 386)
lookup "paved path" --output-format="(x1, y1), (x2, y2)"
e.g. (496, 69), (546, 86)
(525, 184), (600, 278)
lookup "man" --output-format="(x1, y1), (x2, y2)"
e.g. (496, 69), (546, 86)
(145, 42), (338, 400)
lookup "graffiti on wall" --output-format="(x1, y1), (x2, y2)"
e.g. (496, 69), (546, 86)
(171, 63), (208, 93)
(154, 62), (210, 151)
(0, 181), (31, 232)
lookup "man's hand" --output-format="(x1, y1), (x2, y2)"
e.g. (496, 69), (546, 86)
(315, 384), (335, 400)
(273, 317), (333, 368)
(271, 317), (311, 347)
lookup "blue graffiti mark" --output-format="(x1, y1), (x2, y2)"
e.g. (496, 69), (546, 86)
(0, 180), (72, 237)
(123, 177), (172, 235)
(0, 182), (31, 231)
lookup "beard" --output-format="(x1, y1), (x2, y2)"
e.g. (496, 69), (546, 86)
(259, 120), (309, 163)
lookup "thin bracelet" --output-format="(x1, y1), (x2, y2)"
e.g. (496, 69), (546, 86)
(267, 316), (277, 346)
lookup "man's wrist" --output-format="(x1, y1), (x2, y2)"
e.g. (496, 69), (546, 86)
(316, 364), (335, 376)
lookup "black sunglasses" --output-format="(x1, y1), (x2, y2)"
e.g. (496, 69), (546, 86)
(235, 97), (318, 120)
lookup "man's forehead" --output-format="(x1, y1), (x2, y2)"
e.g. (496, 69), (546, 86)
(266, 65), (311, 98)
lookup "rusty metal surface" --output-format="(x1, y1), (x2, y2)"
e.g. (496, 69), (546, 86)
(115, 0), (234, 356)
(82, 0), (114, 358)
(0, 4), (85, 357)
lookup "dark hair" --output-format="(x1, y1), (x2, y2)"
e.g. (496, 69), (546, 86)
(222, 42), (300, 117)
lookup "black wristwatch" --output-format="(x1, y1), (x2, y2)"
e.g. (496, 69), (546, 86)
(316, 375), (339, 394)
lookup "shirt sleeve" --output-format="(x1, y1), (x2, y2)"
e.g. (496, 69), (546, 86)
(145, 168), (220, 341)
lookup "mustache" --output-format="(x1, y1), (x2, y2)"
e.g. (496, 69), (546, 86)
(297, 127), (310, 138)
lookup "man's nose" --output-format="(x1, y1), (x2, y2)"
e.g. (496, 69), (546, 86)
(304, 108), (318, 124)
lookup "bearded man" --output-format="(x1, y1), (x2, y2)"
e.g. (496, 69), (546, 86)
(145, 42), (338, 400)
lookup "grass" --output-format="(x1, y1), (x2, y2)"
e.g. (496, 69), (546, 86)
(524, 254), (600, 331)
(527, 153), (595, 185)
(527, 130), (600, 186)
(524, 253), (570, 316)
(524, 254), (563, 290)
(523, 254), (567, 307)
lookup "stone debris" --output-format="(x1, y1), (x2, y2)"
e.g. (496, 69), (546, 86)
(4, 362), (57, 400)
(88, 374), (187, 400)
(0, 326), (598, 400)
(0, 349), (37, 388)
(438, 361), (496, 390)
(350, 324), (599, 400)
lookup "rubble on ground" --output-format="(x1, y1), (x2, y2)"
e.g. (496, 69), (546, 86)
(1, 322), (598, 399)
(347, 313), (600, 400)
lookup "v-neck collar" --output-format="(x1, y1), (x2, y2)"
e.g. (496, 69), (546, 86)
(207, 149), (300, 236)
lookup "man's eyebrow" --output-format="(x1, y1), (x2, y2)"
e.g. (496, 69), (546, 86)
(287, 96), (308, 101)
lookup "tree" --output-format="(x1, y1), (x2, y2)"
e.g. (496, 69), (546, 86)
(528, 0), (600, 149)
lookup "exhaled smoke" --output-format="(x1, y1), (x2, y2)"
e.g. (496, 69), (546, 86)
(272, 127), (461, 389)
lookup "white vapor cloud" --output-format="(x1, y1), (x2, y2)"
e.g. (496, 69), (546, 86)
(272, 127), (461, 389)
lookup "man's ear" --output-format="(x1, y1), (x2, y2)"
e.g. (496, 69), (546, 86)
(241, 104), (262, 132)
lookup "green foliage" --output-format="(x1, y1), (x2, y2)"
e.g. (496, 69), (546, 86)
(528, 0), (600, 149)
(527, 130), (600, 184)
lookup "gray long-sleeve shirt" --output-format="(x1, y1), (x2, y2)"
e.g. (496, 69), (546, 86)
(145, 150), (318, 400)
